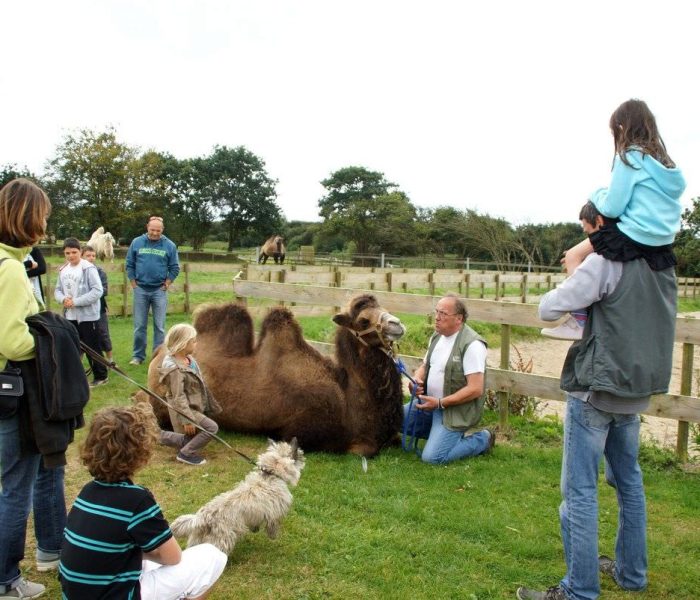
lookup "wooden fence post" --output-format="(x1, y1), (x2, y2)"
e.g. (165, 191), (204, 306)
(677, 343), (693, 460)
(498, 324), (511, 427)
(495, 273), (501, 301)
(278, 269), (286, 307)
(521, 274), (528, 303)
(233, 264), (248, 306)
(464, 273), (470, 298)
(122, 263), (128, 317)
(183, 263), (191, 314)
(428, 271), (435, 297)
(386, 272), (393, 292)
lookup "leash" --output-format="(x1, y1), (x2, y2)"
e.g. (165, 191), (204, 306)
(394, 356), (423, 453)
(79, 342), (238, 452)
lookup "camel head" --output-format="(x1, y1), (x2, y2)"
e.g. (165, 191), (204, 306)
(332, 294), (406, 349)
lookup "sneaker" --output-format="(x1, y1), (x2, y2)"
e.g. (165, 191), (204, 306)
(516, 586), (568, 600)
(176, 452), (206, 466)
(541, 314), (583, 341)
(0, 579), (45, 598)
(89, 378), (108, 388)
(484, 428), (497, 454)
(128, 358), (143, 366)
(35, 556), (60, 572)
(599, 554), (617, 580)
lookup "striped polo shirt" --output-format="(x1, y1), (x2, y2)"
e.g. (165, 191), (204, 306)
(59, 479), (172, 599)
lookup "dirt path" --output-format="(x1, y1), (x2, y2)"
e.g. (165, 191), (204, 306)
(487, 333), (700, 458)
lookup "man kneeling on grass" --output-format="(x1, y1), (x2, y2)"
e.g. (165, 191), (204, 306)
(402, 293), (496, 464)
(59, 403), (227, 600)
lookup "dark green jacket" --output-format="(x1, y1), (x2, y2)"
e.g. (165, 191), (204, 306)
(561, 259), (676, 397)
(425, 325), (487, 432)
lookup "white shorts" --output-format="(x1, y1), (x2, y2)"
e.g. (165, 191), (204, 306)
(140, 543), (227, 600)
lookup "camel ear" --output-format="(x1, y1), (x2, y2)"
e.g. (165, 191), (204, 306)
(332, 313), (352, 328)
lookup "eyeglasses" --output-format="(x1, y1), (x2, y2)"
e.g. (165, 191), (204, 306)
(434, 309), (458, 318)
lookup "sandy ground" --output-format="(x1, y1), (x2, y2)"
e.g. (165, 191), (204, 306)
(486, 335), (700, 458)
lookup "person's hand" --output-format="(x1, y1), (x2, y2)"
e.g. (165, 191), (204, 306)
(409, 378), (424, 395)
(416, 394), (439, 411)
(130, 280), (137, 289)
(183, 423), (196, 436)
(28, 260), (38, 270)
(63, 297), (74, 308)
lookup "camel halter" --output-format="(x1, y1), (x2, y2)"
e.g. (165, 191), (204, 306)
(346, 311), (396, 356)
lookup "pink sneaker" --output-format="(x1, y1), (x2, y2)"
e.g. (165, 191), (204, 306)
(541, 314), (584, 340)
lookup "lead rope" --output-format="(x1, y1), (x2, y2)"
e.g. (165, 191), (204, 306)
(79, 342), (257, 460)
(394, 356), (422, 454)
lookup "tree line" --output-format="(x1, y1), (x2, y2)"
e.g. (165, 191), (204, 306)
(2, 127), (698, 273)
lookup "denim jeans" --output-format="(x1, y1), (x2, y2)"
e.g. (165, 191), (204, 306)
(132, 286), (168, 361)
(403, 402), (490, 464)
(0, 415), (66, 590)
(559, 395), (647, 600)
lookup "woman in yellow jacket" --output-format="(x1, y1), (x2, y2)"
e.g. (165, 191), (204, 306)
(0, 179), (60, 599)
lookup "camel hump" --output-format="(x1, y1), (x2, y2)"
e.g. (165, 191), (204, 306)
(194, 303), (254, 356)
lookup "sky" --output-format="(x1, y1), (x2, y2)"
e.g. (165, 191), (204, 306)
(3, 0), (699, 226)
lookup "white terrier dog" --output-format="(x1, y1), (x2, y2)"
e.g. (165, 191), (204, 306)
(170, 438), (305, 555)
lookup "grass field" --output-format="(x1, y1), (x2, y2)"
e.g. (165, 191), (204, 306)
(19, 312), (700, 599)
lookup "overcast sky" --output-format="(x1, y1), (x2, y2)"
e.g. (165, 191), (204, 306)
(3, 0), (698, 226)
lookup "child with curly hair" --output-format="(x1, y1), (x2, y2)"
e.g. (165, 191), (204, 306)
(59, 404), (226, 599)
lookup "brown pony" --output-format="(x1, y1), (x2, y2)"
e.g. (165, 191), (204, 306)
(144, 294), (406, 457)
(259, 235), (285, 264)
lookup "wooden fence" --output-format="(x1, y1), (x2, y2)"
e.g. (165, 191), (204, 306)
(40, 262), (700, 314)
(232, 280), (700, 460)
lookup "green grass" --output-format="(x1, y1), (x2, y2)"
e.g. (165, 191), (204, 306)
(21, 314), (700, 599)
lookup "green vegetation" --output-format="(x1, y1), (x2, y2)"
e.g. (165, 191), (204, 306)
(24, 315), (700, 599)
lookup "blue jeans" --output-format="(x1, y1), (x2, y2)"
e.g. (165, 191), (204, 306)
(403, 403), (491, 464)
(559, 395), (647, 600)
(0, 415), (66, 590)
(132, 286), (167, 361)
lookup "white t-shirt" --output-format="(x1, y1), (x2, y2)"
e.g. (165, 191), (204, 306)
(425, 332), (487, 399)
(60, 263), (84, 320)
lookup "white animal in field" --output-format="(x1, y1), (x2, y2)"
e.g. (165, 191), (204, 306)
(88, 226), (116, 262)
(170, 438), (305, 556)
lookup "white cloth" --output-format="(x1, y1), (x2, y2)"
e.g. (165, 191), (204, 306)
(425, 333), (487, 399)
(140, 543), (227, 600)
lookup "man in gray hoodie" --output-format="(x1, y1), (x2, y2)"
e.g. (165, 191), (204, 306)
(517, 204), (677, 600)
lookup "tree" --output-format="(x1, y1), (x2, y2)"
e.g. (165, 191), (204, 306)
(418, 206), (471, 257)
(205, 146), (281, 251)
(46, 127), (141, 240)
(676, 196), (700, 276)
(0, 164), (34, 188)
(463, 211), (517, 269)
(318, 166), (417, 254)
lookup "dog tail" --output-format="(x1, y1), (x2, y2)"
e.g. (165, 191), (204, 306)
(170, 514), (197, 538)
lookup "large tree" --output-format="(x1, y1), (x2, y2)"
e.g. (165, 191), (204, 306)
(205, 146), (281, 251)
(46, 127), (141, 240)
(318, 166), (417, 254)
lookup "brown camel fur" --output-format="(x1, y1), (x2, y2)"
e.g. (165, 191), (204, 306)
(259, 235), (285, 264)
(144, 294), (406, 457)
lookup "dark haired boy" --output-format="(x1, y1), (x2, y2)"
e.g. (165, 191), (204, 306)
(540, 202), (605, 341)
(59, 404), (226, 599)
(54, 238), (108, 386)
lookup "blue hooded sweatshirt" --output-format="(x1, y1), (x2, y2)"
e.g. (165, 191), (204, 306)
(590, 149), (686, 246)
(126, 234), (180, 291)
